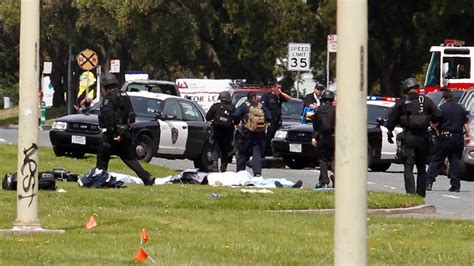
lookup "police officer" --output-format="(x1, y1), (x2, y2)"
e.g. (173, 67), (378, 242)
(96, 73), (155, 186)
(232, 92), (272, 177)
(206, 91), (236, 172)
(311, 90), (336, 188)
(261, 83), (292, 156)
(426, 89), (471, 192)
(386, 78), (441, 197)
(303, 82), (325, 108)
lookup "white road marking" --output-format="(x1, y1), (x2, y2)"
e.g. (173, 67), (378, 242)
(442, 194), (460, 199)
(367, 181), (375, 185)
(384, 185), (397, 190)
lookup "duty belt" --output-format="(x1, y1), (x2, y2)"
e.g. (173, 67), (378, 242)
(441, 131), (461, 137)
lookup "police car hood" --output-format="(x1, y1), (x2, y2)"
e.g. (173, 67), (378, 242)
(55, 113), (99, 124)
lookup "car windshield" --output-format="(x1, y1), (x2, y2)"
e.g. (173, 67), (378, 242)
(281, 100), (304, 118)
(367, 104), (391, 123)
(130, 96), (164, 119)
(426, 90), (464, 106)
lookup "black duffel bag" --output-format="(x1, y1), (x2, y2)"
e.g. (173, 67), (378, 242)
(2, 172), (56, 191)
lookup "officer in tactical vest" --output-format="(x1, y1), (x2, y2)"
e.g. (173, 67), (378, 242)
(205, 91), (236, 172)
(232, 92), (272, 177)
(96, 73), (155, 186)
(386, 78), (441, 197)
(426, 89), (471, 192)
(311, 90), (336, 188)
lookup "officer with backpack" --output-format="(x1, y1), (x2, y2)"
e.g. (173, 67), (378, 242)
(386, 78), (441, 197)
(311, 90), (336, 188)
(95, 73), (155, 186)
(425, 89), (471, 192)
(261, 83), (292, 156)
(206, 91), (236, 172)
(232, 92), (272, 177)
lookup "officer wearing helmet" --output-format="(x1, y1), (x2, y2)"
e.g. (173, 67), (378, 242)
(205, 90), (236, 172)
(386, 77), (441, 197)
(96, 73), (155, 185)
(311, 89), (336, 188)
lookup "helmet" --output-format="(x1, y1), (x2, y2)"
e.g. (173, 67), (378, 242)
(314, 82), (326, 90)
(101, 73), (119, 88)
(321, 90), (335, 100)
(218, 91), (231, 102)
(402, 78), (419, 91)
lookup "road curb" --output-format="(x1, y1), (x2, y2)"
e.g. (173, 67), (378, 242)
(277, 204), (436, 215)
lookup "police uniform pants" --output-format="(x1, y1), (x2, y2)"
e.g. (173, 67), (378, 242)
(317, 135), (335, 184)
(402, 133), (430, 197)
(264, 120), (281, 156)
(212, 126), (234, 172)
(426, 133), (464, 189)
(236, 131), (264, 176)
(96, 133), (153, 184)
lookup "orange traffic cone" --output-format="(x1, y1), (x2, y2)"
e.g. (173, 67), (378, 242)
(141, 228), (149, 245)
(134, 247), (149, 263)
(86, 215), (97, 229)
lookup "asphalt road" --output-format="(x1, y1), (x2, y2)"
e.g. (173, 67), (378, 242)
(1, 127), (473, 220)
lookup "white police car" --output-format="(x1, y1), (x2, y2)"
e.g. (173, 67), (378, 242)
(49, 91), (213, 171)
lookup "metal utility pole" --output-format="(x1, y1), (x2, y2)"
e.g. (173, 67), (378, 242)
(0, 0), (64, 235)
(334, 0), (368, 264)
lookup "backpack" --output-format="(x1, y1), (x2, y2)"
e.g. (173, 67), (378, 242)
(212, 103), (234, 127)
(317, 105), (334, 133)
(404, 96), (429, 131)
(244, 102), (266, 132)
(78, 168), (123, 188)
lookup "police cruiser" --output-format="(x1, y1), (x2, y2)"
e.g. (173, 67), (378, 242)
(271, 96), (402, 171)
(49, 91), (213, 171)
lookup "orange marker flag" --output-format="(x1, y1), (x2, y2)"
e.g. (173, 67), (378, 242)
(141, 228), (149, 245)
(134, 247), (149, 263)
(86, 215), (97, 229)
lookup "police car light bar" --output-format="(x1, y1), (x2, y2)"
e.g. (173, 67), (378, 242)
(367, 96), (399, 102)
(443, 39), (465, 46)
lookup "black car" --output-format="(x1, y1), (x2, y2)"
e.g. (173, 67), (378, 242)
(50, 92), (213, 171)
(271, 98), (401, 170)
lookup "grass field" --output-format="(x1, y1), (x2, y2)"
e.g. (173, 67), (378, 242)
(0, 145), (473, 265)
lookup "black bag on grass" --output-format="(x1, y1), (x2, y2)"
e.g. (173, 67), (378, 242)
(2, 172), (56, 191)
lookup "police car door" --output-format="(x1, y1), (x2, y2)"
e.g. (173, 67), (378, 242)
(158, 99), (188, 155)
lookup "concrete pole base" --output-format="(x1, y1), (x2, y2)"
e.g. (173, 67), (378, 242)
(0, 227), (65, 236)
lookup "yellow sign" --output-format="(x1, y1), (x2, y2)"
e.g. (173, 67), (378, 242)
(76, 49), (99, 71)
(77, 71), (96, 99)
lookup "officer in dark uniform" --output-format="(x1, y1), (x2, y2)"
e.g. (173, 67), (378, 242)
(303, 82), (325, 109)
(261, 83), (292, 155)
(206, 91), (236, 172)
(386, 78), (441, 197)
(311, 90), (336, 188)
(426, 89), (471, 192)
(232, 92), (272, 177)
(96, 73), (155, 186)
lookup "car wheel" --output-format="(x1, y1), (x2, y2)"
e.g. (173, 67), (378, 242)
(53, 146), (66, 157)
(193, 143), (213, 172)
(134, 134), (155, 162)
(282, 156), (308, 169)
(369, 162), (391, 172)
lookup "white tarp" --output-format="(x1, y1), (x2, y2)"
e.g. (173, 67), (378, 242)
(176, 78), (233, 111)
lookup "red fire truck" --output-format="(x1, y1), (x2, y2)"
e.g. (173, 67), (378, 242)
(423, 39), (474, 94)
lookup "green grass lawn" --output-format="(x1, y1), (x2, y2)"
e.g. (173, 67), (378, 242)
(0, 144), (473, 265)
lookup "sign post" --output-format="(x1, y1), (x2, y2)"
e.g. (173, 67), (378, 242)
(327, 34), (337, 89)
(288, 43), (311, 98)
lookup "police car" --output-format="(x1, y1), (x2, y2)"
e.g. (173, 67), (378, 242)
(271, 96), (402, 171)
(49, 91), (213, 171)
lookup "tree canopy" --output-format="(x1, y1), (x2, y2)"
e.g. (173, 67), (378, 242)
(0, 0), (473, 106)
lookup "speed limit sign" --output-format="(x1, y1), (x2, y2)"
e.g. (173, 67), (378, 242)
(288, 43), (311, 71)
